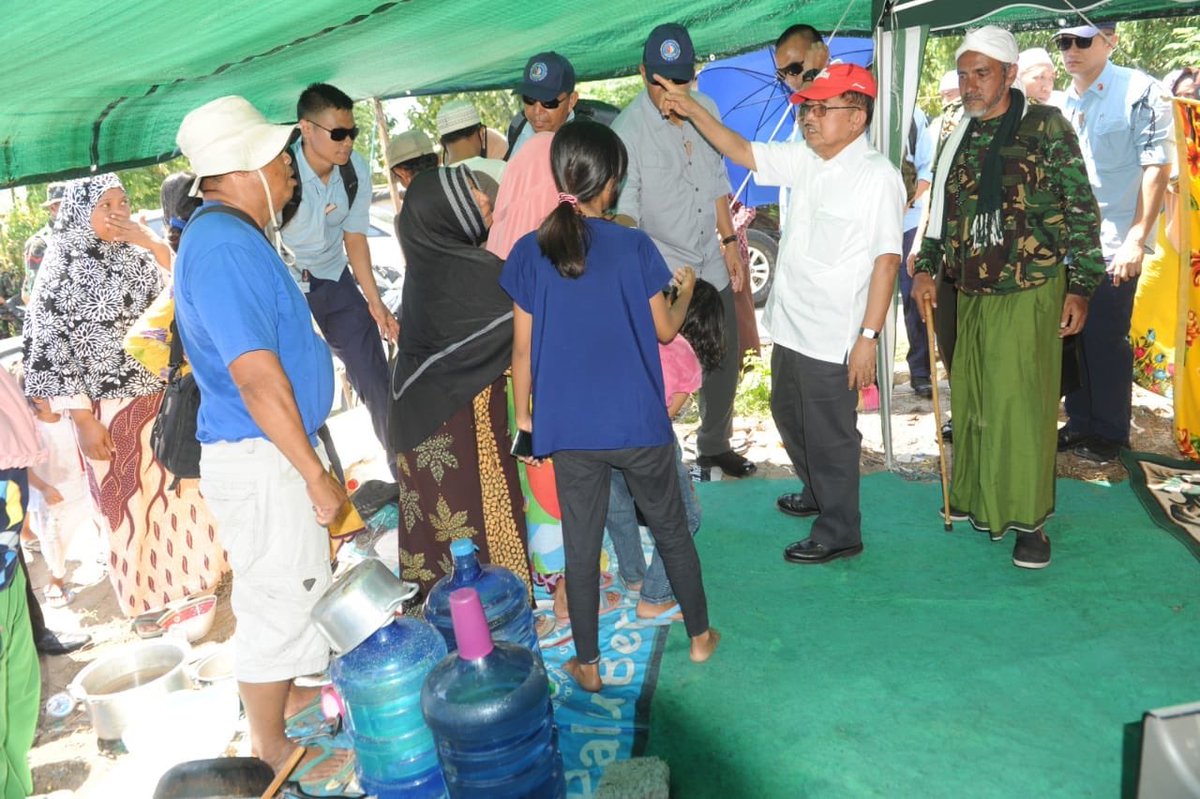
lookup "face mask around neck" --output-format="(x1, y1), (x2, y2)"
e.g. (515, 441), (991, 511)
(256, 167), (297, 268)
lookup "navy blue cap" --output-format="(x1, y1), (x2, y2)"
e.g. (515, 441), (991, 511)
(518, 52), (576, 102)
(643, 23), (695, 82)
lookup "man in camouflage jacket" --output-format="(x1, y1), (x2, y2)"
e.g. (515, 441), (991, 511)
(912, 26), (1104, 570)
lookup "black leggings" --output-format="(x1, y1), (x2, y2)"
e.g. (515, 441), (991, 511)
(553, 444), (710, 663)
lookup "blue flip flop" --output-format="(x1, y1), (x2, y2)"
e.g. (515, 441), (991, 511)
(281, 734), (363, 798)
(635, 603), (682, 627)
(284, 696), (340, 744)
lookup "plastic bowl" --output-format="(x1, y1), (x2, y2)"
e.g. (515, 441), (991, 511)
(158, 594), (218, 643)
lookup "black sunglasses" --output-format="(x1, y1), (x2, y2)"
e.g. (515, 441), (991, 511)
(1055, 35), (1095, 51)
(307, 120), (360, 141)
(776, 61), (806, 81)
(659, 76), (692, 86)
(522, 94), (567, 110)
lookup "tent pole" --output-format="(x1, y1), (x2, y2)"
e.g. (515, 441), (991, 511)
(372, 98), (402, 216)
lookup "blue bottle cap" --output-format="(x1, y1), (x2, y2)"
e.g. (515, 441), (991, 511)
(449, 539), (477, 557)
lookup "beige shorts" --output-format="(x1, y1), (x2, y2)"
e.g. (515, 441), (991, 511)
(200, 437), (332, 683)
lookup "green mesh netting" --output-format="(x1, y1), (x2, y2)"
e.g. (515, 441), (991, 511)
(0, 0), (1187, 186)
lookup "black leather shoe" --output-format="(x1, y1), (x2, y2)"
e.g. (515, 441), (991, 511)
(1074, 437), (1121, 464)
(696, 450), (757, 478)
(777, 493), (819, 517)
(783, 538), (863, 565)
(940, 419), (953, 444)
(35, 629), (91, 656)
(911, 376), (933, 399)
(1056, 427), (1089, 453)
(1012, 529), (1051, 569)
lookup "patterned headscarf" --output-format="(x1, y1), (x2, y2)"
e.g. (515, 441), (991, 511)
(22, 174), (166, 399)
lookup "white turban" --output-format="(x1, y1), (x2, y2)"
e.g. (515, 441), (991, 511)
(939, 70), (959, 93)
(1017, 47), (1054, 75)
(956, 25), (1019, 66)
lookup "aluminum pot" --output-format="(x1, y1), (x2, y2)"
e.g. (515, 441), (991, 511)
(190, 644), (235, 688)
(311, 558), (418, 655)
(69, 639), (193, 741)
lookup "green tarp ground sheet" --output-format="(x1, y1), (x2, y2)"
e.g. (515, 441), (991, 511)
(2, 0), (1192, 187)
(645, 474), (1198, 797)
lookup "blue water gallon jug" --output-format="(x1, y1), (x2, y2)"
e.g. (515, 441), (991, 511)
(331, 617), (448, 799)
(421, 588), (566, 799)
(424, 538), (541, 662)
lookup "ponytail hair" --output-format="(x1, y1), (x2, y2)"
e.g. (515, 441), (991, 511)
(679, 279), (726, 373)
(537, 120), (628, 278)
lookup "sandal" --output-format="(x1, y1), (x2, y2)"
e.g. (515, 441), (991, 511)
(285, 695), (340, 744)
(281, 735), (362, 798)
(43, 585), (75, 608)
(634, 602), (682, 627)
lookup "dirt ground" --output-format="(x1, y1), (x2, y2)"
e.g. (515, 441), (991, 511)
(23, 362), (1178, 798)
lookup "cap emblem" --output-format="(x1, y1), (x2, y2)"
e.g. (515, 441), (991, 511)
(660, 39), (681, 62)
(529, 62), (548, 82)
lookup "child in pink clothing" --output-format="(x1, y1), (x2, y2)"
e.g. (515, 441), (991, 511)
(606, 280), (725, 622)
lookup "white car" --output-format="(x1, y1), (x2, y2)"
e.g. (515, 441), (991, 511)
(139, 206), (406, 311)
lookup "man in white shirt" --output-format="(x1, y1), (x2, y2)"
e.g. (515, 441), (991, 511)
(659, 64), (904, 564)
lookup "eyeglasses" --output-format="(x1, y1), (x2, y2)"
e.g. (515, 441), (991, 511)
(798, 104), (858, 118)
(776, 61), (805, 82)
(523, 94), (567, 110)
(306, 120), (360, 141)
(655, 76), (692, 87)
(1055, 35), (1095, 51)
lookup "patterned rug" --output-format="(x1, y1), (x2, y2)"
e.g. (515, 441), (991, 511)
(1120, 449), (1200, 561)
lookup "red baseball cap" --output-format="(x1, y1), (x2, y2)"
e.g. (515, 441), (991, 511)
(793, 63), (878, 101)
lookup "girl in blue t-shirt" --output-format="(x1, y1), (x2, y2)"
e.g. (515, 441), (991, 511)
(500, 120), (720, 692)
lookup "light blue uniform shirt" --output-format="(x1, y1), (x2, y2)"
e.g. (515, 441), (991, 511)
(281, 145), (371, 281)
(904, 107), (935, 232)
(1060, 61), (1172, 258)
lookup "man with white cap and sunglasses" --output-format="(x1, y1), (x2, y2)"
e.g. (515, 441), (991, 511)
(1053, 21), (1172, 465)
(173, 96), (354, 791)
(911, 26), (1104, 570)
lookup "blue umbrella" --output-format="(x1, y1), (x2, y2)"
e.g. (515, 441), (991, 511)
(696, 37), (873, 207)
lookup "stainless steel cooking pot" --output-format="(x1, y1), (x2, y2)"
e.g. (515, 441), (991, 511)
(311, 558), (419, 655)
(69, 639), (193, 741)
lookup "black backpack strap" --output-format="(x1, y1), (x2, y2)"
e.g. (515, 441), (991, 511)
(167, 318), (185, 371)
(504, 114), (528, 162)
(339, 160), (358, 208)
(183, 203), (267, 241)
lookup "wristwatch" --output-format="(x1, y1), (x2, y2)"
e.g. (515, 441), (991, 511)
(860, 327), (880, 340)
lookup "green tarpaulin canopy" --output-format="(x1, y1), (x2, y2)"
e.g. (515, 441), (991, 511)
(2, 0), (1191, 187)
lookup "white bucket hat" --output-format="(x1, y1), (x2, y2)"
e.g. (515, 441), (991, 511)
(177, 96), (297, 196)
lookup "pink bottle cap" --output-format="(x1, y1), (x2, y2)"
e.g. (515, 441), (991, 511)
(449, 588), (494, 660)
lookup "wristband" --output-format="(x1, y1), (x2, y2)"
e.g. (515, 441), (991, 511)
(720, 234), (738, 247)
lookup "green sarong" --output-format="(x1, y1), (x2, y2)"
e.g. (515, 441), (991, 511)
(2, 472), (38, 799)
(949, 272), (1064, 535)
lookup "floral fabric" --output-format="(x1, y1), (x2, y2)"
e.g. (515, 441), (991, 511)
(22, 174), (165, 400)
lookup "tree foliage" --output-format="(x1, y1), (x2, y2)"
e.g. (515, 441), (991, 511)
(917, 17), (1199, 116)
(405, 91), (520, 144)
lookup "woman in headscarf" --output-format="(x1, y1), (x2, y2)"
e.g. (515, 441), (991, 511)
(390, 165), (531, 598)
(22, 174), (227, 617)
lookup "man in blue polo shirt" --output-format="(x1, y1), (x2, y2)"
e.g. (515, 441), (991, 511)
(1054, 21), (1171, 463)
(284, 83), (397, 460)
(175, 95), (354, 791)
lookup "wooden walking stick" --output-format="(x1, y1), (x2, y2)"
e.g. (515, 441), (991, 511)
(922, 294), (953, 532)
